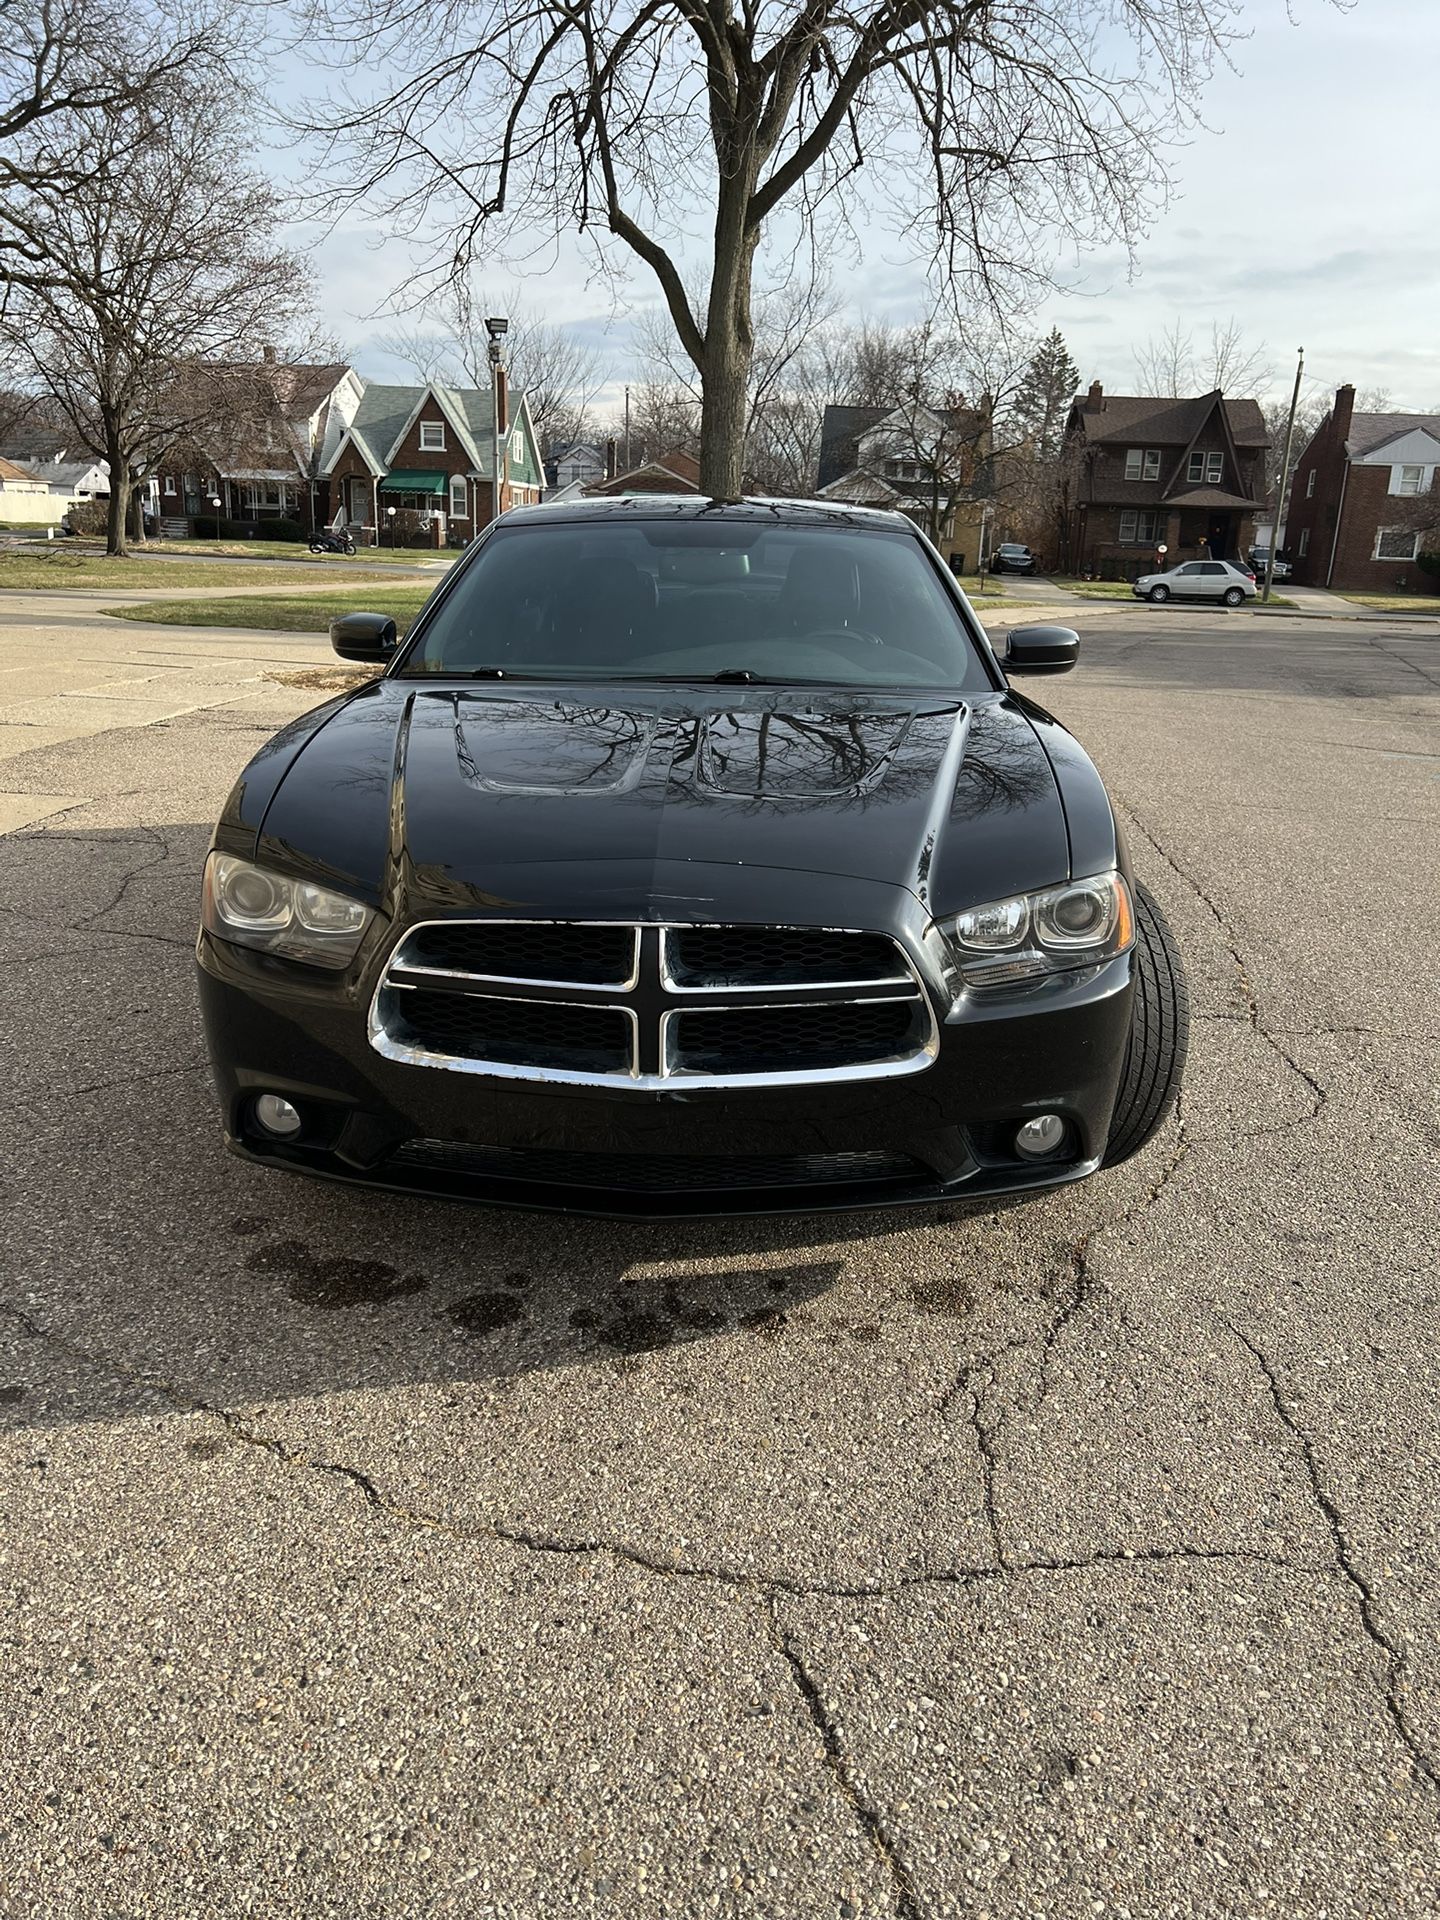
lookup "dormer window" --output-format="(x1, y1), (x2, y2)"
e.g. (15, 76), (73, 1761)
(1394, 464), (1428, 495)
(1187, 451), (1224, 484)
(419, 421), (446, 452)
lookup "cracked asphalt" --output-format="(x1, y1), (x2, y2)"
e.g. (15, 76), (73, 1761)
(1, 600), (1438, 1917)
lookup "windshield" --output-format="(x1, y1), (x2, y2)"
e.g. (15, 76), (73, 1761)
(397, 520), (993, 690)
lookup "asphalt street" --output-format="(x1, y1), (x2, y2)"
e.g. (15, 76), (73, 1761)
(1, 591), (1438, 1917)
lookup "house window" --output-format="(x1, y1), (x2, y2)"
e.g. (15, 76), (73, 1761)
(1187, 451), (1224, 484)
(1306, 470), (1316, 497)
(1118, 510), (1160, 543)
(1298, 529), (1310, 556)
(419, 421), (445, 452)
(449, 475), (467, 519)
(1375, 526), (1420, 561)
(511, 427), (524, 464)
(163, 475), (176, 496)
(1124, 448), (1160, 481)
(1394, 464), (1427, 495)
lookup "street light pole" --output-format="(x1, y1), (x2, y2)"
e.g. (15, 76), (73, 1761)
(485, 315), (509, 527)
(1263, 346), (1304, 605)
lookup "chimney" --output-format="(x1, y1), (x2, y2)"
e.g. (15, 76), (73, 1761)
(1085, 380), (1104, 412)
(1333, 382), (1356, 446)
(261, 344), (277, 365)
(605, 436), (618, 480)
(495, 368), (508, 438)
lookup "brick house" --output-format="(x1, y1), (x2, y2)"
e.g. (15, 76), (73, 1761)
(1063, 384), (1269, 576)
(154, 358), (362, 534)
(1284, 385), (1440, 593)
(322, 378), (543, 546)
(815, 401), (993, 562)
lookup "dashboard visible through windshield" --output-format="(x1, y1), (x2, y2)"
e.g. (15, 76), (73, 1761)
(397, 518), (994, 690)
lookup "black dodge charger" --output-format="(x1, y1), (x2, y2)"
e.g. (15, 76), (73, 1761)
(197, 498), (1187, 1216)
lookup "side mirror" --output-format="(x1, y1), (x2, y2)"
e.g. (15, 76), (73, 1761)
(1004, 624), (1079, 675)
(331, 611), (399, 664)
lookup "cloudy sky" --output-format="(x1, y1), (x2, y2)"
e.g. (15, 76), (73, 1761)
(296, 0), (1439, 416)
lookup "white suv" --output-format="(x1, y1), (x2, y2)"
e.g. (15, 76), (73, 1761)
(1132, 560), (1258, 606)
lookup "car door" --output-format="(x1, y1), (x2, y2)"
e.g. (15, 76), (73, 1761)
(1194, 562), (1230, 598)
(1170, 562), (1205, 597)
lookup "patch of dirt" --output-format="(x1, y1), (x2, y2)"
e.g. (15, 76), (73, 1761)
(264, 667), (376, 693)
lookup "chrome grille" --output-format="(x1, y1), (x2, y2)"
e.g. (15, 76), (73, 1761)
(370, 920), (937, 1090)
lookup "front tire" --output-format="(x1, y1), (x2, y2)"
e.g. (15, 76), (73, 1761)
(1103, 881), (1189, 1166)
(1223, 586), (1244, 607)
(1147, 584), (1169, 603)
(342, 540), (356, 556)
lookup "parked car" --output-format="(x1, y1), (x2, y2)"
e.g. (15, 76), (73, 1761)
(1131, 559), (1258, 606)
(197, 498), (1188, 1217)
(990, 542), (1038, 575)
(1248, 548), (1292, 582)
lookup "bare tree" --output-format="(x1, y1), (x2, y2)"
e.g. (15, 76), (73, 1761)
(1134, 317), (1273, 397)
(630, 275), (837, 480)
(2, 0), (233, 298)
(300, 0), (1251, 496)
(2, 82), (311, 554)
(616, 379), (702, 465)
(381, 283), (607, 454)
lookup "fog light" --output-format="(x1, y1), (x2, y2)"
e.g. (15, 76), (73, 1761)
(253, 1093), (302, 1138)
(1015, 1113), (1067, 1161)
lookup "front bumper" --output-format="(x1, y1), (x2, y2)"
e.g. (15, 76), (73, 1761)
(196, 931), (1133, 1219)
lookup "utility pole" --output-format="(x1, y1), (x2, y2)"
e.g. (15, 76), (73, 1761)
(485, 314), (509, 527)
(624, 385), (631, 472)
(1263, 346), (1304, 605)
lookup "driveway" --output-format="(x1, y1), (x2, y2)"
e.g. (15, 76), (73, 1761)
(2, 602), (1438, 1917)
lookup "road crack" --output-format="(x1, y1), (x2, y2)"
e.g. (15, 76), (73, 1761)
(767, 1596), (925, 1920)
(1226, 1317), (1440, 1794)
(1116, 799), (1328, 1135)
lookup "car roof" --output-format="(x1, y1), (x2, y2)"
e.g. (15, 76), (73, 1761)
(497, 494), (916, 533)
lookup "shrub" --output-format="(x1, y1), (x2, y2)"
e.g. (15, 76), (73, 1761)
(64, 499), (108, 536)
(1416, 549), (1440, 580)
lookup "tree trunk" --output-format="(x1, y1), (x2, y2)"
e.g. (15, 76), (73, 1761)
(104, 432), (131, 557)
(128, 470), (148, 546)
(698, 177), (759, 498)
(699, 333), (752, 498)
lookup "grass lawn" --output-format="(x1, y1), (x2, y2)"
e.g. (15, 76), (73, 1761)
(1346, 593), (1440, 613)
(104, 585), (434, 634)
(1045, 577), (1141, 599)
(0, 550), (381, 592)
(153, 539), (441, 568)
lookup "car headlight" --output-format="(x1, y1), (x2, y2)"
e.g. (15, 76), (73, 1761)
(202, 853), (374, 970)
(936, 871), (1133, 991)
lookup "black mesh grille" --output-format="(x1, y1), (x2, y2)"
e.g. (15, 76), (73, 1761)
(666, 926), (905, 988)
(670, 1000), (922, 1076)
(388, 989), (631, 1074)
(390, 1140), (924, 1193)
(398, 922), (633, 985)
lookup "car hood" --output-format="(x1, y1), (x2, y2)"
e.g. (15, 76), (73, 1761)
(252, 680), (1072, 921)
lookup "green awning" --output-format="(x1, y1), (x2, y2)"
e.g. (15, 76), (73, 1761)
(379, 470), (446, 492)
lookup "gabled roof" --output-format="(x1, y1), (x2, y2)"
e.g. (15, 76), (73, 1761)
(0, 454), (40, 483)
(1070, 390), (1269, 449)
(586, 448), (701, 495)
(1163, 485), (1263, 511)
(323, 380), (534, 478)
(817, 469), (904, 506)
(817, 401), (987, 489)
(1346, 412), (1440, 459)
